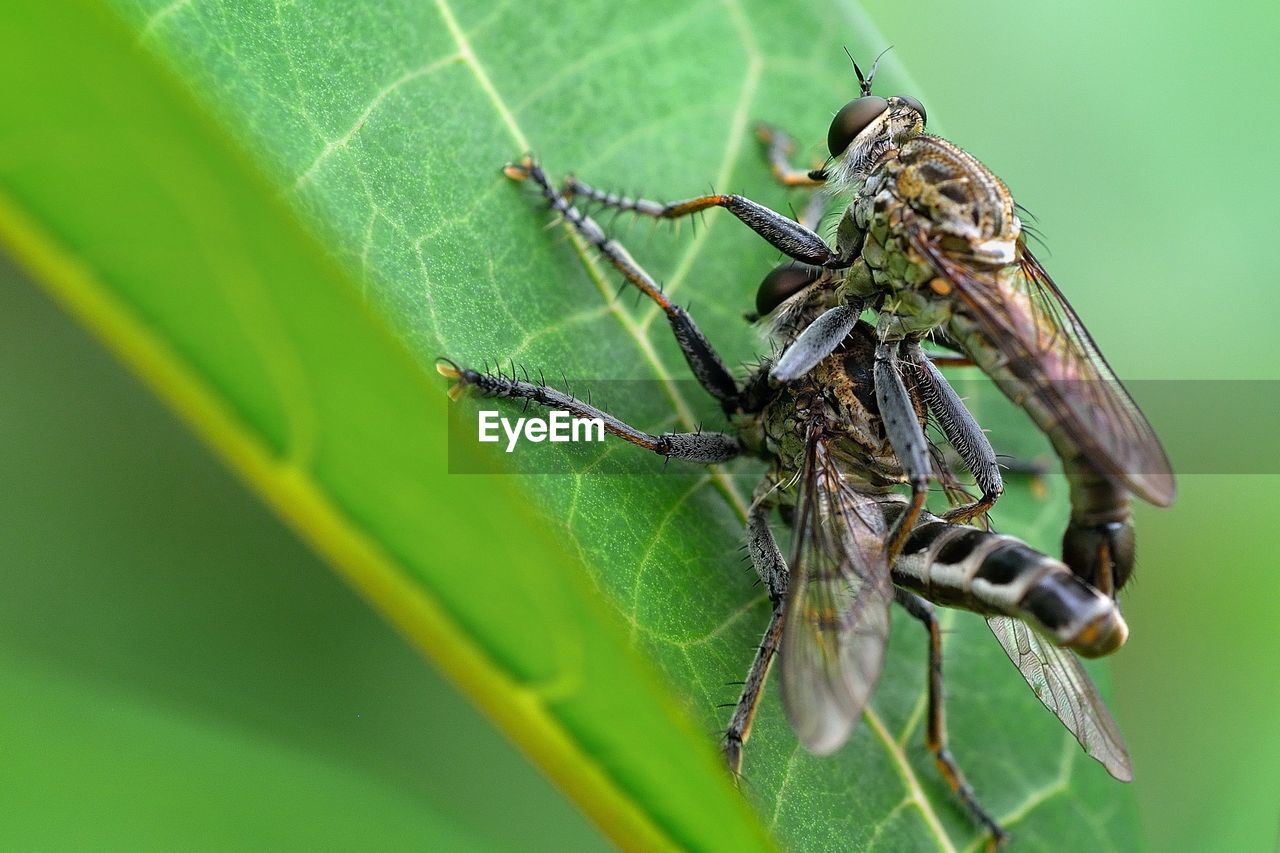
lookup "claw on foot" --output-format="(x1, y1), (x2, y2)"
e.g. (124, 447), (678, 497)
(721, 734), (748, 786)
(985, 828), (1011, 851)
(502, 155), (535, 181)
(435, 357), (467, 401)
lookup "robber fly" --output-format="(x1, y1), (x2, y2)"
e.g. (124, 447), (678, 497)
(554, 51), (1175, 599)
(439, 158), (1134, 845)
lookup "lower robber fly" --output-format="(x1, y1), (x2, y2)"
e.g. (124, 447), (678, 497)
(439, 161), (1134, 845)
(548, 52), (1176, 600)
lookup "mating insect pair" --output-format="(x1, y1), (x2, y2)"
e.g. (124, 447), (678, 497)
(556, 51), (1174, 599)
(441, 52), (1171, 846)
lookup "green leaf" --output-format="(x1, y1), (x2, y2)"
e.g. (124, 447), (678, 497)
(0, 4), (764, 851)
(1, 0), (1142, 849)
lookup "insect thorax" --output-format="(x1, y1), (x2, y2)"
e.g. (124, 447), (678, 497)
(759, 330), (911, 490)
(833, 136), (1023, 337)
(891, 135), (1019, 249)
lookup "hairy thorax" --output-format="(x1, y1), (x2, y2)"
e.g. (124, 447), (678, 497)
(838, 135), (1022, 337)
(891, 135), (1019, 253)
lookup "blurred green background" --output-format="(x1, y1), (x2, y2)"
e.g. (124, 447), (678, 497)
(0, 255), (604, 850)
(864, 2), (1280, 850)
(2, 0), (1278, 850)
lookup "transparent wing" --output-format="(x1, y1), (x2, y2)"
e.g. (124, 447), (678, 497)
(987, 615), (1133, 781)
(912, 231), (1175, 507)
(779, 426), (895, 755)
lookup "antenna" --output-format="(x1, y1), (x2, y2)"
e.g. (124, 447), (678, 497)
(843, 45), (894, 96)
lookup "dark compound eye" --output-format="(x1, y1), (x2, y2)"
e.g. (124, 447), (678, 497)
(827, 95), (888, 157)
(756, 261), (820, 316)
(898, 95), (927, 127)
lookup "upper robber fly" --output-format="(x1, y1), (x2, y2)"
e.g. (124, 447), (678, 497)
(557, 50), (1176, 597)
(443, 154), (1139, 845)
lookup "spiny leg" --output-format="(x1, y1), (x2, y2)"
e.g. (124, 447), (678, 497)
(873, 336), (930, 563)
(733, 362), (780, 417)
(895, 589), (1009, 848)
(756, 123), (828, 188)
(934, 448), (1050, 510)
(723, 500), (789, 774)
(920, 342), (1055, 509)
(903, 341), (1003, 524)
(560, 175), (841, 268)
(754, 122), (830, 235)
(506, 157), (740, 407)
(770, 303), (861, 383)
(915, 386), (1049, 507)
(928, 444), (987, 523)
(438, 360), (741, 464)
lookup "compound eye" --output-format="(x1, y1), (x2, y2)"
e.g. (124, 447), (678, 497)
(899, 95), (927, 127)
(756, 261), (820, 316)
(827, 95), (888, 157)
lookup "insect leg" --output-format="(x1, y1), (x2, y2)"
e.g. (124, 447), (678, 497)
(904, 341), (1004, 523)
(983, 455), (1050, 501)
(438, 360), (741, 464)
(895, 589), (1008, 847)
(723, 501), (789, 775)
(749, 121), (827, 236)
(931, 361), (1135, 593)
(754, 122), (828, 188)
(770, 304), (861, 383)
(873, 337), (930, 562)
(505, 158), (739, 406)
(559, 175), (840, 267)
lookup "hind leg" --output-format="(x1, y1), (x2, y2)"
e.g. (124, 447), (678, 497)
(896, 589), (1009, 848)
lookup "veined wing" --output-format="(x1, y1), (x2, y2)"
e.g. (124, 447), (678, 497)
(987, 615), (1133, 781)
(913, 232), (1175, 507)
(779, 425), (895, 755)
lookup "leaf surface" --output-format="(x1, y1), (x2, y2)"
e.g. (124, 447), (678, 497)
(4, 0), (1141, 848)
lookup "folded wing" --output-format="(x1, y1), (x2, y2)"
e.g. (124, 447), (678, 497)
(779, 425), (896, 754)
(987, 615), (1133, 781)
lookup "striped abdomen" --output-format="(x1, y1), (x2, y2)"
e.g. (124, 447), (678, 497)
(894, 515), (1127, 658)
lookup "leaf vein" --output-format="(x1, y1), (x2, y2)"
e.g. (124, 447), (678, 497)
(290, 51), (464, 192)
(628, 474), (714, 639)
(431, 0), (748, 523)
(138, 0), (194, 41)
(510, 1), (720, 115)
(960, 735), (1078, 853)
(639, 0), (763, 325)
(434, 0), (529, 150)
(668, 591), (769, 649)
(864, 707), (958, 852)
